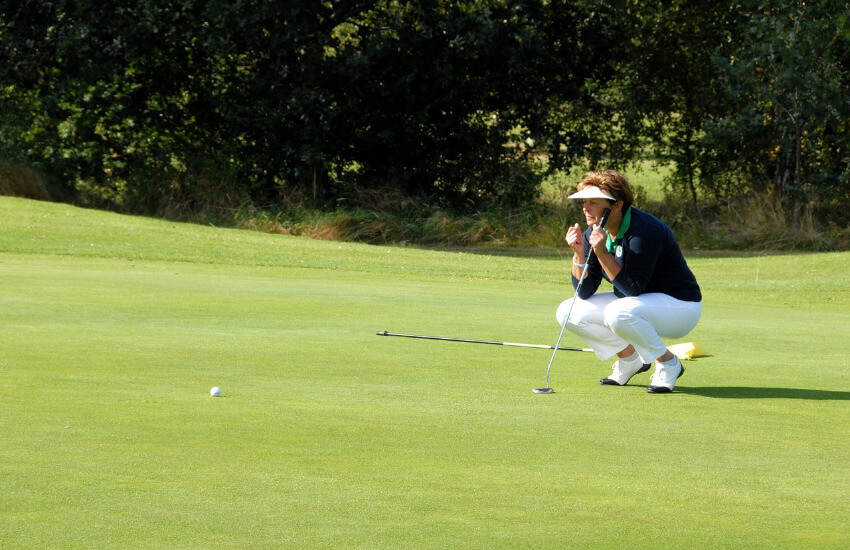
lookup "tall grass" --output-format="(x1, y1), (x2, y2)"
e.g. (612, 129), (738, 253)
(230, 198), (847, 252)
(229, 162), (847, 251)
(3, 159), (846, 250)
(0, 162), (50, 201)
(233, 203), (577, 248)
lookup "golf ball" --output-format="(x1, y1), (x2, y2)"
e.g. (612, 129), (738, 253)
(210, 386), (221, 397)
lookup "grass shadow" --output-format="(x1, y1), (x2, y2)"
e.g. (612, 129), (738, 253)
(679, 386), (850, 400)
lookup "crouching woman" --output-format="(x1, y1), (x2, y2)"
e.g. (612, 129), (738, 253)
(558, 170), (702, 393)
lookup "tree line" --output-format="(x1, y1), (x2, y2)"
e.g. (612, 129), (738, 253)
(1, 1), (848, 231)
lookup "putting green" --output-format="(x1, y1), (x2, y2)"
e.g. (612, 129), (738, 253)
(1, 197), (847, 548)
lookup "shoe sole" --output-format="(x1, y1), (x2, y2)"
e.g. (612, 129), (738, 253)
(600, 363), (651, 386)
(647, 365), (685, 393)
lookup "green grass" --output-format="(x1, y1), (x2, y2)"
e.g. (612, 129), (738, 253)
(1, 196), (848, 548)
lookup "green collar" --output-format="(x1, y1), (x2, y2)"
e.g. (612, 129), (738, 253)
(605, 207), (631, 253)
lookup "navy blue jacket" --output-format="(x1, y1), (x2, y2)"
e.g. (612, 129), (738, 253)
(572, 208), (701, 302)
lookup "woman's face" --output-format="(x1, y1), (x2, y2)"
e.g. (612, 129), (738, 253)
(582, 198), (612, 226)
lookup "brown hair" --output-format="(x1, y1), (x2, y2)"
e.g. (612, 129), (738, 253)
(578, 170), (634, 211)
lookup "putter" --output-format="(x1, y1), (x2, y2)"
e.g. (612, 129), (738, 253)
(534, 207), (611, 394)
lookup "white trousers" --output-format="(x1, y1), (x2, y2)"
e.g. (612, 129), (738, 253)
(556, 292), (702, 363)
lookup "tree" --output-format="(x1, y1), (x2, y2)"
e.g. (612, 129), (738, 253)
(601, 1), (741, 208)
(3, 0), (847, 232)
(707, 0), (850, 229)
(1, 1), (213, 208)
(1, 0), (625, 212)
(0, 1), (378, 210)
(328, 0), (622, 210)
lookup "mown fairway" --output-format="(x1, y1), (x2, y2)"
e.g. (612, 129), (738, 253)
(1, 197), (848, 548)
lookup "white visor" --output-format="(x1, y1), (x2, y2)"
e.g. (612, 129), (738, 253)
(567, 186), (616, 201)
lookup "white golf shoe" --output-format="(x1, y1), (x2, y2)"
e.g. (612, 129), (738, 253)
(647, 356), (685, 393)
(600, 356), (651, 386)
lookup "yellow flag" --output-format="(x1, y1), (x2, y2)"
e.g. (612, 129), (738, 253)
(668, 342), (710, 361)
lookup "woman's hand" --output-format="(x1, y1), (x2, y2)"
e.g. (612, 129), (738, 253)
(565, 223), (584, 254)
(588, 223), (607, 256)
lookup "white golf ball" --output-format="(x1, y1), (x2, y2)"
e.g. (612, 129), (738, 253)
(210, 386), (221, 397)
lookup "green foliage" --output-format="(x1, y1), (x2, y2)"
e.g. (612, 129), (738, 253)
(1, 1), (848, 238)
(326, 0), (619, 209)
(609, 1), (738, 206)
(0, 1), (621, 213)
(703, 0), (850, 229)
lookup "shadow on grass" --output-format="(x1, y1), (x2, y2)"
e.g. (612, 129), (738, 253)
(679, 386), (850, 401)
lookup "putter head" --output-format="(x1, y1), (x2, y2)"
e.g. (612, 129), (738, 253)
(532, 387), (554, 394)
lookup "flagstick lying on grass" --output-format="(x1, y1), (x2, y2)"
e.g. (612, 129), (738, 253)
(377, 330), (707, 360)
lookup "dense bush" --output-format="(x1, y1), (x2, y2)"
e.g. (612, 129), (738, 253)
(1, 1), (848, 240)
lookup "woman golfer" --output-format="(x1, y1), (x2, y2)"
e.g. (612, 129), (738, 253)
(557, 170), (702, 393)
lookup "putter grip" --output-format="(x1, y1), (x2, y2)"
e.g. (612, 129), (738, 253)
(582, 207), (612, 265)
(598, 207), (612, 229)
